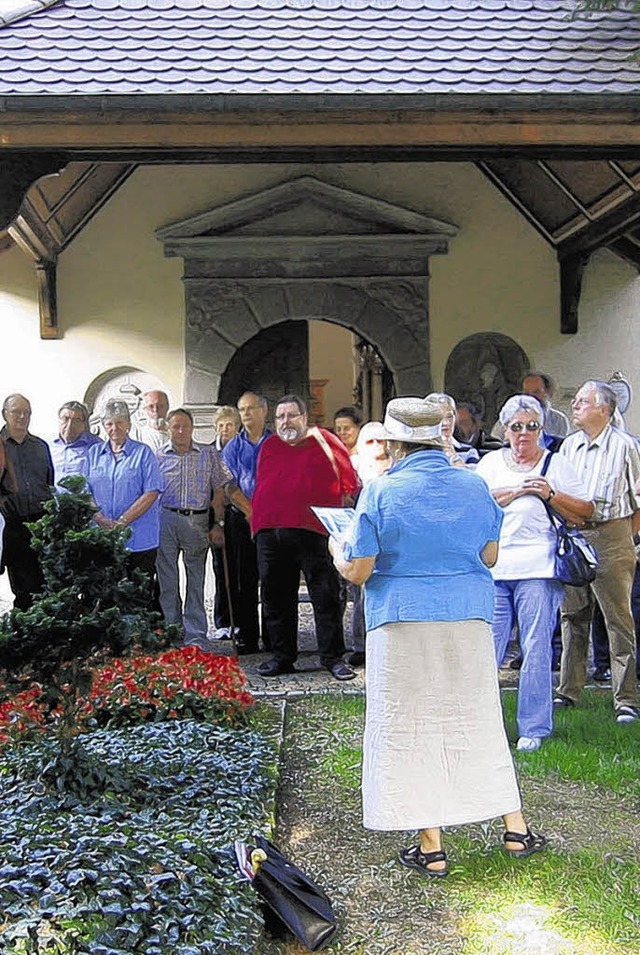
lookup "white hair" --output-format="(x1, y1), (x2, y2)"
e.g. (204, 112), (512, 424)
(499, 394), (543, 426)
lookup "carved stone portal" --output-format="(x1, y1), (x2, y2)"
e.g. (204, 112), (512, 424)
(157, 176), (458, 407)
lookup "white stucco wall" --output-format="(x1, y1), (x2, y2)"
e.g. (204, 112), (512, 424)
(1, 160), (638, 436)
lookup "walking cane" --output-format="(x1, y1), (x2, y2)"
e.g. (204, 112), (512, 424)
(220, 530), (239, 656)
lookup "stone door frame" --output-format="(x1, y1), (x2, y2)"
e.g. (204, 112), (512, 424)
(157, 176), (458, 407)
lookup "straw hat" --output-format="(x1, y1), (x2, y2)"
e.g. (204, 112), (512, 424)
(382, 396), (446, 447)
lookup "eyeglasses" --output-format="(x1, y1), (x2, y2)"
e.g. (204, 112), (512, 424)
(507, 421), (542, 433)
(275, 412), (303, 422)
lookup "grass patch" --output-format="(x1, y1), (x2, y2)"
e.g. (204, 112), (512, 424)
(267, 691), (640, 955)
(502, 689), (640, 798)
(446, 833), (640, 955)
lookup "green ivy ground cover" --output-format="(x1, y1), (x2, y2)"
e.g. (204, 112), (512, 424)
(0, 716), (280, 955)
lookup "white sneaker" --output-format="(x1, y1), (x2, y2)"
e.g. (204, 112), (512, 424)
(516, 736), (542, 752)
(615, 705), (639, 724)
(213, 627), (230, 640)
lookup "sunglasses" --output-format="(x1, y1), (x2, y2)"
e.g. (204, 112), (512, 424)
(507, 421), (542, 433)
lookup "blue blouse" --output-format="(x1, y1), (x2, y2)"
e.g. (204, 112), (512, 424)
(82, 437), (163, 552)
(343, 450), (503, 631)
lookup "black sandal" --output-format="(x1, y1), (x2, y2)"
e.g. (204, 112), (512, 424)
(503, 828), (547, 859)
(398, 844), (449, 878)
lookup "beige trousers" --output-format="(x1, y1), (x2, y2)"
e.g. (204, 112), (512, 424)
(559, 517), (637, 710)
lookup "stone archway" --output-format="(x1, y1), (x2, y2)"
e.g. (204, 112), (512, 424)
(157, 176), (458, 412)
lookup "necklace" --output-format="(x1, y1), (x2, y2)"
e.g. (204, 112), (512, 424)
(503, 447), (543, 473)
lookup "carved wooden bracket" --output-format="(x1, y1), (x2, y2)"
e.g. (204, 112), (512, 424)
(35, 259), (58, 340)
(0, 152), (68, 232)
(559, 252), (590, 335)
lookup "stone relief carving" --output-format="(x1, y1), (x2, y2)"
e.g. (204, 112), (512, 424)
(444, 332), (530, 430)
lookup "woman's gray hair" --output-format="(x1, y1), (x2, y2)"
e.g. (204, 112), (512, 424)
(499, 394), (543, 426)
(213, 405), (241, 428)
(425, 392), (456, 412)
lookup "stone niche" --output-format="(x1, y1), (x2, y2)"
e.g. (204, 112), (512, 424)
(156, 176), (458, 409)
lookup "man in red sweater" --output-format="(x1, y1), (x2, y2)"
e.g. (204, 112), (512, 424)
(252, 394), (359, 680)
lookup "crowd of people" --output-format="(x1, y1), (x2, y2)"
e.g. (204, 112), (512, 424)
(1, 370), (639, 872)
(0, 370), (638, 703)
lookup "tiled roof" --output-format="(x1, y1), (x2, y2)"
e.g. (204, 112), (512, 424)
(0, 0), (639, 97)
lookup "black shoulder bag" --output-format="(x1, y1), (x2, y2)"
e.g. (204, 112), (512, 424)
(540, 452), (599, 587)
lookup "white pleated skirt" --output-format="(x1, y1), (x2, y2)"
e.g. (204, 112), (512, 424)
(363, 619), (522, 831)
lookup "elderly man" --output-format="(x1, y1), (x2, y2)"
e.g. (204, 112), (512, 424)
(556, 380), (640, 723)
(221, 392), (272, 653)
(50, 400), (100, 486)
(0, 393), (54, 609)
(156, 408), (250, 649)
(136, 390), (170, 451)
(454, 401), (504, 457)
(522, 371), (570, 440)
(252, 394), (360, 680)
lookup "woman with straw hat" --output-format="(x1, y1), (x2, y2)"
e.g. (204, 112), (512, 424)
(330, 395), (546, 877)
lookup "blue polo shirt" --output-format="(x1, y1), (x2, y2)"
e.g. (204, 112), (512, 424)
(222, 428), (272, 499)
(343, 450), (503, 631)
(81, 437), (163, 552)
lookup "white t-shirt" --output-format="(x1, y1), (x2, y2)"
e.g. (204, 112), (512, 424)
(475, 449), (586, 580)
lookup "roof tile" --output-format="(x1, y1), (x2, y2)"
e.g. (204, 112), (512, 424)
(0, 0), (639, 96)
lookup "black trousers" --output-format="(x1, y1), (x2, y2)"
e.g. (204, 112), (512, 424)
(3, 514), (44, 611)
(256, 527), (345, 668)
(212, 505), (232, 629)
(225, 507), (262, 650)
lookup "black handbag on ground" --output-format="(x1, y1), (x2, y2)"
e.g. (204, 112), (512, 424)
(235, 835), (338, 951)
(540, 452), (599, 586)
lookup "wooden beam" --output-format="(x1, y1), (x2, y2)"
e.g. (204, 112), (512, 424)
(558, 193), (640, 260)
(35, 259), (58, 340)
(3, 106), (640, 153)
(559, 252), (590, 335)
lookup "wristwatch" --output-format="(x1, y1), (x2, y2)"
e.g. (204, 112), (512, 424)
(216, 519), (225, 527)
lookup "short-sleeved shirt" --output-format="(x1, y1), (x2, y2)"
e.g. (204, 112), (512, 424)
(156, 442), (233, 510)
(82, 437), (163, 552)
(50, 431), (101, 487)
(476, 448), (586, 580)
(343, 450), (503, 631)
(560, 423), (640, 523)
(222, 428), (272, 500)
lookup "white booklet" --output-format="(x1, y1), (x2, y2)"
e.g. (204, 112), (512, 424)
(311, 506), (356, 538)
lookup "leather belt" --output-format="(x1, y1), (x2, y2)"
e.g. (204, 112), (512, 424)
(582, 516), (630, 530)
(164, 507), (208, 516)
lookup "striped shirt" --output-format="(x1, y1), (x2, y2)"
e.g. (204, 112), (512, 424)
(560, 423), (640, 522)
(156, 442), (233, 510)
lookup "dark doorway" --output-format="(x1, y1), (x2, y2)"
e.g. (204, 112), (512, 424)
(218, 320), (310, 411)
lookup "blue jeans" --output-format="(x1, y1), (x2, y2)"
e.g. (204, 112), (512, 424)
(492, 578), (565, 740)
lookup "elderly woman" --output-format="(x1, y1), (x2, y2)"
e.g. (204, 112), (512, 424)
(330, 395), (546, 877)
(476, 395), (593, 752)
(426, 392), (480, 467)
(82, 399), (163, 592)
(212, 405), (241, 451)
